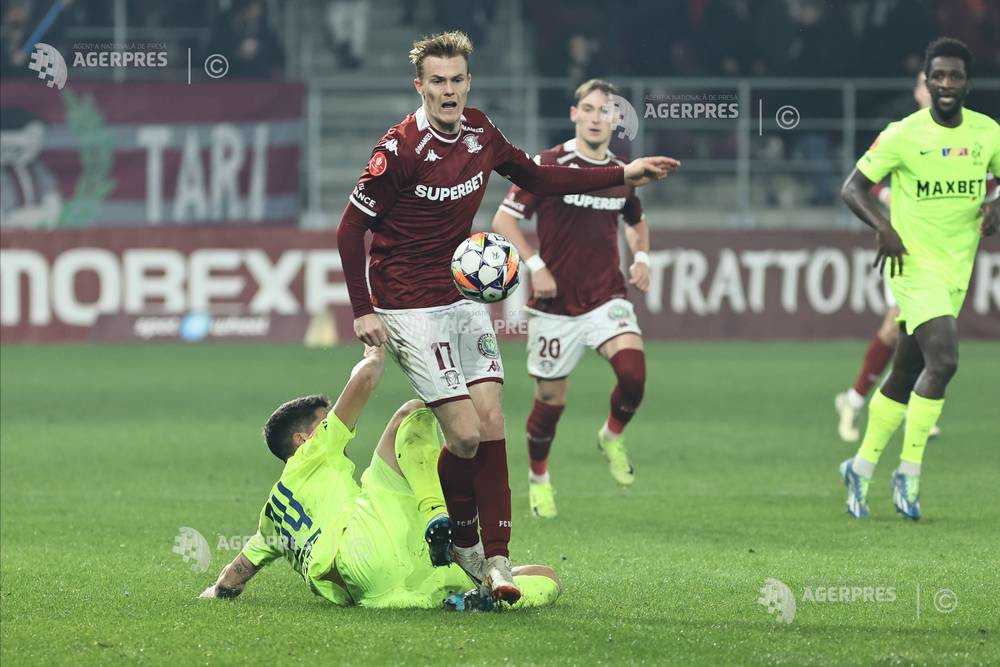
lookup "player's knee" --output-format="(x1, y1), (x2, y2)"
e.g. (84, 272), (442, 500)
(446, 424), (481, 458)
(613, 354), (646, 405)
(535, 381), (567, 405)
(927, 352), (958, 381)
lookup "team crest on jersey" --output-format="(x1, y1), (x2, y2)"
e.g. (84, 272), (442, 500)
(384, 138), (399, 155)
(425, 149), (441, 162)
(477, 333), (499, 359)
(368, 152), (388, 176)
(463, 134), (483, 154)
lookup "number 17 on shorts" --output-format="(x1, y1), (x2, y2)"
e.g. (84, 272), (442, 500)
(378, 301), (504, 407)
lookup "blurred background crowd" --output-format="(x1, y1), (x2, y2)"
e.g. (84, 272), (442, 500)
(2, 0), (998, 223)
(4, 0), (998, 80)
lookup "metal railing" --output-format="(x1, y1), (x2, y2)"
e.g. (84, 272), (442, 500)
(306, 76), (1000, 229)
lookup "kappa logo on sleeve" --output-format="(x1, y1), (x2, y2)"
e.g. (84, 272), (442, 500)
(368, 152), (388, 176)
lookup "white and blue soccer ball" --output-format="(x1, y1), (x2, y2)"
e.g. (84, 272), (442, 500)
(451, 232), (520, 303)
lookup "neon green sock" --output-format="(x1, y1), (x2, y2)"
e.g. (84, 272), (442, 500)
(900, 393), (944, 467)
(510, 575), (561, 609)
(856, 391), (907, 468)
(394, 408), (448, 525)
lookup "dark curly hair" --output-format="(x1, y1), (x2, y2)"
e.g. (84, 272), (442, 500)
(262, 394), (331, 461)
(923, 37), (973, 79)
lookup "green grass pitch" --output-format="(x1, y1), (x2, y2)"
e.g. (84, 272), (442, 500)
(2, 341), (998, 664)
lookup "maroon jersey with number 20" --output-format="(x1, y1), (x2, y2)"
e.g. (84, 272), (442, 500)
(501, 139), (643, 316)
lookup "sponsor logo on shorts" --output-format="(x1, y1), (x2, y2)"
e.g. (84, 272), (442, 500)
(443, 369), (461, 389)
(487, 360), (501, 373)
(539, 359), (555, 374)
(477, 333), (499, 358)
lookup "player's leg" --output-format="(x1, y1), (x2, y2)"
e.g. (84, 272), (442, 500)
(431, 397), (484, 550)
(596, 332), (645, 486)
(372, 399), (454, 566)
(836, 306), (899, 442)
(524, 309), (583, 518)
(444, 564), (562, 612)
(890, 315), (957, 519)
(526, 378), (567, 519)
(377, 305), (485, 568)
(840, 322), (923, 518)
(465, 379), (521, 602)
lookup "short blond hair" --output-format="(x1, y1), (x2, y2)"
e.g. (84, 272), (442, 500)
(409, 30), (474, 79)
(574, 79), (618, 103)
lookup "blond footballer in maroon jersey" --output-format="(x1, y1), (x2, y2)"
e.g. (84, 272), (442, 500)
(493, 80), (654, 519)
(337, 33), (679, 601)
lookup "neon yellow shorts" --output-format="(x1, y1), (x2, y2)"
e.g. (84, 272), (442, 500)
(336, 452), (470, 608)
(888, 272), (967, 335)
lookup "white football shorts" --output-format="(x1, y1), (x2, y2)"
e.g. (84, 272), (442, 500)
(526, 298), (641, 380)
(377, 300), (503, 406)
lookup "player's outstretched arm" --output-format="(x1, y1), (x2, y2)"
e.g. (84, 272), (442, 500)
(331, 345), (385, 430)
(842, 168), (907, 277)
(497, 151), (679, 197)
(491, 208), (557, 299)
(623, 157), (681, 188)
(199, 554), (259, 600)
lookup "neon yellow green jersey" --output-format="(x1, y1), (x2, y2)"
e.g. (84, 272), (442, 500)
(857, 107), (1000, 290)
(241, 410), (360, 605)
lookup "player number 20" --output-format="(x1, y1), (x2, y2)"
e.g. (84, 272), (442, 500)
(537, 336), (561, 359)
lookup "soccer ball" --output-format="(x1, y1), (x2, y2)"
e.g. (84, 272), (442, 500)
(451, 232), (520, 303)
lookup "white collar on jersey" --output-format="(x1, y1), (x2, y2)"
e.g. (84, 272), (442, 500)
(415, 106), (467, 144)
(562, 138), (614, 164)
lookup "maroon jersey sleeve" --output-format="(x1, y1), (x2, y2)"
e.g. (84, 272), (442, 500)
(480, 112), (625, 196)
(337, 203), (374, 317)
(348, 129), (414, 220)
(622, 187), (643, 226)
(499, 154), (542, 220)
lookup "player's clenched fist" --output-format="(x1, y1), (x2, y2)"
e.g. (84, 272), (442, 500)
(354, 313), (389, 346)
(629, 261), (650, 292)
(624, 156), (681, 187)
(531, 266), (558, 299)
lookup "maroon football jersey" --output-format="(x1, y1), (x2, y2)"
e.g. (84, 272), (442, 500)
(501, 139), (643, 316)
(349, 106), (537, 310)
